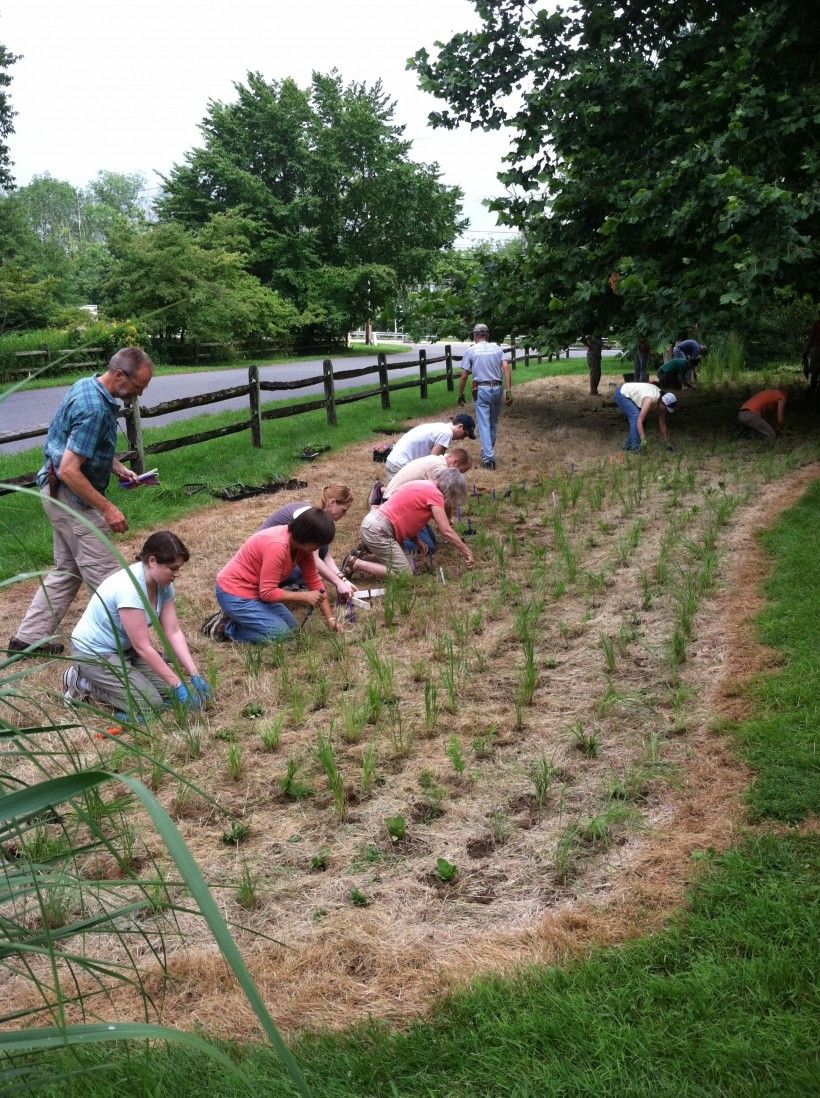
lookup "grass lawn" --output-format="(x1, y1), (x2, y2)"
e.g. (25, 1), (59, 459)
(20, 479), (819, 1096)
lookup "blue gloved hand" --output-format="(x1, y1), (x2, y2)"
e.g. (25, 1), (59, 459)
(172, 682), (202, 710)
(190, 674), (212, 699)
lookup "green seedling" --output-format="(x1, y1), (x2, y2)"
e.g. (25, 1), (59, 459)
(235, 861), (259, 910)
(517, 638), (538, 705)
(349, 888), (370, 908)
(241, 702), (264, 720)
(279, 757), (312, 800)
(341, 697), (368, 743)
(387, 704), (415, 759)
(424, 679), (439, 735)
(286, 685), (308, 727)
(435, 857), (458, 882)
(227, 740), (243, 781)
(529, 754), (556, 807)
(411, 658), (428, 682)
(599, 633), (617, 674)
(221, 820), (250, 845)
(446, 735), (466, 775)
(259, 714), (284, 751)
(363, 643), (396, 702)
(365, 682), (383, 725)
(639, 570), (653, 610)
(360, 742), (379, 798)
(554, 823), (582, 884)
(316, 730), (346, 820)
(595, 684), (622, 718)
(490, 809), (511, 845)
(215, 726), (237, 742)
(310, 850), (329, 871)
(243, 646), (263, 678)
(385, 815), (407, 842)
(313, 676), (330, 710)
(570, 720), (600, 757)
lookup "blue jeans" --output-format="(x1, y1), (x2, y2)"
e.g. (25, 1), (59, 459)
(474, 384), (503, 464)
(402, 523), (437, 559)
(613, 386), (641, 452)
(215, 585), (298, 643)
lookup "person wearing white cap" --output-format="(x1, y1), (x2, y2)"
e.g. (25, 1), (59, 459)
(613, 381), (677, 452)
(457, 323), (512, 470)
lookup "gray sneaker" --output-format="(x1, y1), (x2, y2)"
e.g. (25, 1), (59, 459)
(63, 664), (91, 702)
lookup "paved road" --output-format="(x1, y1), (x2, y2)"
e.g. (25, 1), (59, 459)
(0, 343), (592, 457)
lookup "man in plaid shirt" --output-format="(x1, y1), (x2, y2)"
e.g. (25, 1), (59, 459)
(8, 347), (154, 655)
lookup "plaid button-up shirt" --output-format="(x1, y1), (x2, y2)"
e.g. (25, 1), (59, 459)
(36, 375), (121, 501)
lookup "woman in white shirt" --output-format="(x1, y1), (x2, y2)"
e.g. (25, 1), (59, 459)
(63, 530), (210, 722)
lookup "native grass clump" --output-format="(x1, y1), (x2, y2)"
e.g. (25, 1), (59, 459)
(4, 382), (817, 1042)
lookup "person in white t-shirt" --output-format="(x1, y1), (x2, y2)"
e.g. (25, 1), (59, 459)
(613, 382), (677, 452)
(384, 414), (475, 477)
(63, 531), (209, 722)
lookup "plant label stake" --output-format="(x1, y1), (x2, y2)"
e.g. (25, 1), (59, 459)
(439, 566), (446, 585)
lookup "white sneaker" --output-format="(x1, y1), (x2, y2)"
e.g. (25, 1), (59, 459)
(63, 664), (91, 702)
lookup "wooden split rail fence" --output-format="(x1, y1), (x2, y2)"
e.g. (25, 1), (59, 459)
(0, 340), (543, 493)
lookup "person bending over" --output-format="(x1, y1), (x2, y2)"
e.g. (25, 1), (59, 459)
(259, 483), (356, 601)
(382, 449), (471, 500)
(738, 389), (786, 440)
(212, 508), (339, 643)
(63, 531), (209, 723)
(613, 381), (677, 452)
(384, 415), (475, 478)
(347, 468), (474, 579)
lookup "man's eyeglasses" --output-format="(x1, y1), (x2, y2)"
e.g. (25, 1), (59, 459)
(118, 370), (148, 395)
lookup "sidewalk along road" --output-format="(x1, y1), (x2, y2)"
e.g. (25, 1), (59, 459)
(0, 344), (596, 456)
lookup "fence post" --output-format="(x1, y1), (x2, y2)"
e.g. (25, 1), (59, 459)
(524, 342), (531, 369)
(510, 333), (517, 371)
(377, 353), (390, 410)
(248, 364), (262, 448)
(124, 398), (145, 474)
(323, 359), (337, 426)
(419, 348), (428, 399)
(538, 347), (543, 364)
(444, 344), (454, 391)
(565, 346), (570, 359)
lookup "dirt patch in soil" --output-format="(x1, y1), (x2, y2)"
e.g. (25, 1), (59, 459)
(2, 372), (818, 1039)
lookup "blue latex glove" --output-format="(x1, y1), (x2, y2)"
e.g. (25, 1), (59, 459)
(173, 682), (202, 710)
(190, 674), (212, 699)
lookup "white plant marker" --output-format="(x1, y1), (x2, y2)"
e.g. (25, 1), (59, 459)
(439, 567), (446, 585)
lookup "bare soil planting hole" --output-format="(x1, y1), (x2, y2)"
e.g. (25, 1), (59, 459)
(3, 373), (818, 1037)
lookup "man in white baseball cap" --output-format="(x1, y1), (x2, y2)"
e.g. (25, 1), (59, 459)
(613, 381), (677, 452)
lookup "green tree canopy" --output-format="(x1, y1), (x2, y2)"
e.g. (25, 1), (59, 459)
(102, 221), (299, 346)
(0, 38), (18, 192)
(158, 70), (466, 336)
(1, 171), (152, 308)
(411, 0), (820, 349)
(399, 241), (523, 341)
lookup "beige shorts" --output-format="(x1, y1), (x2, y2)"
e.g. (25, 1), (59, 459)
(360, 510), (413, 574)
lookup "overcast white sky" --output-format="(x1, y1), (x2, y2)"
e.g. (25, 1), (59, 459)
(1, 0), (518, 245)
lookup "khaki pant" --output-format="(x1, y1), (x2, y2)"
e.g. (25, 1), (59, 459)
(360, 510), (413, 574)
(14, 485), (119, 645)
(738, 409), (776, 439)
(73, 646), (168, 716)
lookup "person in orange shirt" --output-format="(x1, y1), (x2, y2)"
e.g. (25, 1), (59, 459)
(738, 390), (786, 439)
